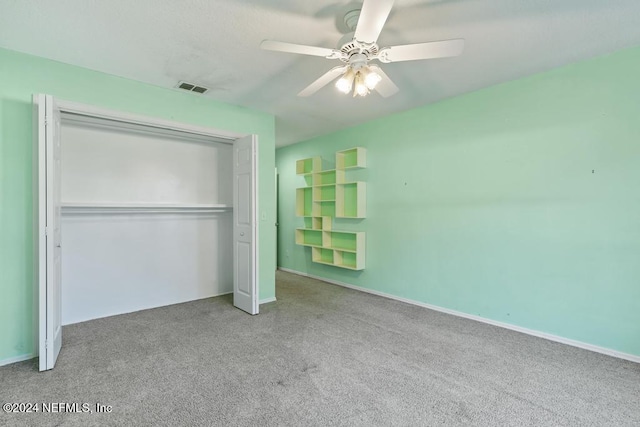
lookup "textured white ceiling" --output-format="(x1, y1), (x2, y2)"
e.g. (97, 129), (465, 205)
(1, 0), (640, 146)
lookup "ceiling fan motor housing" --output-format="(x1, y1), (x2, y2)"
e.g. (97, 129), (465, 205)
(338, 36), (379, 64)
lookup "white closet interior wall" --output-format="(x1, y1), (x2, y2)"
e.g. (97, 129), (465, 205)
(60, 117), (233, 325)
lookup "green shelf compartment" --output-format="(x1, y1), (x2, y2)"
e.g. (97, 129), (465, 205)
(313, 201), (335, 217)
(296, 157), (320, 175)
(296, 187), (313, 217)
(329, 231), (358, 251)
(336, 182), (366, 218)
(342, 183), (358, 217)
(314, 170), (336, 186)
(311, 216), (331, 230)
(305, 216), (332, 230)
(337, 251), (357, 268)
(314, 185), (336, 201)
(295, 229), (323, 247)
(336, 147), (366, 170)
(313, 247), (334, 264)
(304, 217), (313, 229)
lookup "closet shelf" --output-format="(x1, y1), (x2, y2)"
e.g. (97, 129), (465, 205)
(61, 202), (232, 214)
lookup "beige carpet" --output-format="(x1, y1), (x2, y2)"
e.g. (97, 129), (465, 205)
(1, 270), (639, 426)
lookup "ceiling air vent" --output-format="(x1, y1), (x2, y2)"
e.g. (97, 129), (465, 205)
(176, 81), (209, 94)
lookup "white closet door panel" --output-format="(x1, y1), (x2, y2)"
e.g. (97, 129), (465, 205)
(35, 93), (63, 371)
(233, 135), (258, 315)
(60, 122), (232, 205)
(61, 213), (233, 325)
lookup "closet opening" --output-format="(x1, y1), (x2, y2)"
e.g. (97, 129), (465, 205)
(34, 95), (259, 371)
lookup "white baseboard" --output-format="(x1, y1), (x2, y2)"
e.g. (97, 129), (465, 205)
(278, 267), (640, 364)
(260, 297), (277, 304)
(0, 353), (35, 367)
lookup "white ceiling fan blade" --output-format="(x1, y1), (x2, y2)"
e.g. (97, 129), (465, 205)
(369, 65), (398, 98)
(354, 0), (395, 44)
(378, 39), (464, 63)
(298, 66), (349, 97)
(261, 40), (341, 59)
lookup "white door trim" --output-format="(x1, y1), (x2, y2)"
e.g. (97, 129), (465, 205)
(55, 99), (244, 142)
(34, 94), (48, 370)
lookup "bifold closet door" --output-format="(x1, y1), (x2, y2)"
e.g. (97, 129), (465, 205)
(233, 135), (258, 315)
(35, 94), (63, 371)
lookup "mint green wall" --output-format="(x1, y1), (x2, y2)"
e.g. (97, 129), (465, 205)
(277, 46), (640, 357)
(0, 48), (276, 362)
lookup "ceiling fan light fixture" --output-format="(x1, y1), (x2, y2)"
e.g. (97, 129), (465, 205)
(353, 71), (369, 97)
(335, 68), (355, 94)
(364, 67), (382, 90)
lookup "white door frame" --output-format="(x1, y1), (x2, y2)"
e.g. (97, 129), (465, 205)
(34, 96), (260, 370)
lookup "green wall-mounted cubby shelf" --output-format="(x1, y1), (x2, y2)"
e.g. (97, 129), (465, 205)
(296, 157), (321, 175)
(336, 147), (366, 170)
(336, 182), (366, 218)
(295, 147), (367, 270)
(295, 229), (365, 270)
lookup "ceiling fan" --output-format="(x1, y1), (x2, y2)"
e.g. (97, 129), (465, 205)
(261, 0), (464, 98)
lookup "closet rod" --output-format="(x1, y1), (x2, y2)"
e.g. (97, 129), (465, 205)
(61, 209), (232, 215)
(61, 205), (232, 215)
